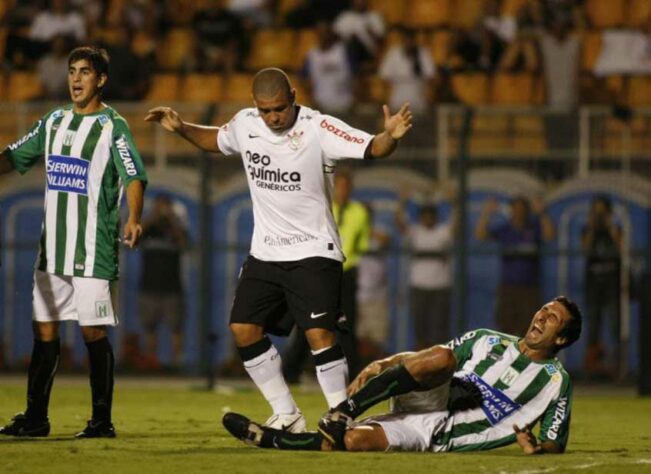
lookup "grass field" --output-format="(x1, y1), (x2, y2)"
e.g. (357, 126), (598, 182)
(0, 376), (650, 474)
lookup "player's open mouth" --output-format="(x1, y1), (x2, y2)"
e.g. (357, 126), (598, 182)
(72, 86), (83, 97)
(530, 324), (543, 335)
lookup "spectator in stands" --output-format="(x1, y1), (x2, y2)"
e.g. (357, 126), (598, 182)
(304, 21), (355, 114)
(356, 204), (391, 363)
(191, 0), (246, 73)
(29, 0), (86, 44)
(378, 27), (436, 115)
(139, 194), (189, 368)
(521, 0), (586, 30)
(37, 35), (74, 101)
(102, 25), (151, 101)
(537, 17), (581, 177)
(227, 0), (274, 27)
(333, 0), (385, 73)
(475, 195), (555, 336)
(2, 2), (43, 66)
(582, 195), (622, 379)
(284, 0), (349, 29)
(396, 190), (455, 350)
(594, 20), (651, 76)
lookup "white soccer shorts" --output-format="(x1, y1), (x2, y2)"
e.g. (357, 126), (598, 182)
(32, 270), (118, 326)
(360, 381), (451, 452)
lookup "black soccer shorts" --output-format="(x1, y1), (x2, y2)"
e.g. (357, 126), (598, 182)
(230, 255), (343, 335)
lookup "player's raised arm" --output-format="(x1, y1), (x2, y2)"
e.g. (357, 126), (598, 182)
(145, 106), (221, 153)
(368, 103), (413, 159)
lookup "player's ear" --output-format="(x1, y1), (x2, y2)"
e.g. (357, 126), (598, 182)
(290, 89), (296, 105)
(98, 73), (108, 89)
(555, 335), (567, 349)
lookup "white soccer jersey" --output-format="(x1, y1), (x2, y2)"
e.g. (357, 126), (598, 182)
(217, 105), (374, 262)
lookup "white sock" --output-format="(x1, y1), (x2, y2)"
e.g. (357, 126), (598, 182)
(243, 345), (298, 415)
(313, 346), (349, 408)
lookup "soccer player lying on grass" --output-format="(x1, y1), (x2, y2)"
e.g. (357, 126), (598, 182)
(223, 296), (581, 454)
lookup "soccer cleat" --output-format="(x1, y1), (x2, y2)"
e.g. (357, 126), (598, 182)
(263, 411), (306, 433)
(75, 419), (116, 439)
(317, 410), (352, 450)
(0, 413), (50, 437)
(222, 412), (265, 447)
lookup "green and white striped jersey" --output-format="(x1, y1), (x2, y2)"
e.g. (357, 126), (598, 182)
(432, 329), (572, 452)
(4, 105), (147, 280)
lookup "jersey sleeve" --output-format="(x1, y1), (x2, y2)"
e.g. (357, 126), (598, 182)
(3, 116), (48, 174)
(444, 329), (488, 367)
(316, 113), (374, 161)
(216, 114), (241, 156)
(111, 118), (148, 187)
(538, 375), (572, 451)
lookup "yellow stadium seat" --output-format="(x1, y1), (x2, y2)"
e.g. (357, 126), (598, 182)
(581, 32), (602, 71)
(180, 74), (223, 103)
(145, 74), (180, 102)
(627, 0), (651, 27)
(0, 74), (6, 100)
(365, 75), (388, 103)
(428, 30), (451, 66)
(291, 29), (319, 71)
(222, 73), (255, 104)
(247, 29), (294, 70)
(403, 0), (451, 28)
(157, 28), (195, 70)
(501, 0), (528, 16)
(278, 0), (303, 16)
(369, 0), (406, 25)
(628, 76), (651, 106)
(450, 0), (486, 29)
(287, 74), (310, 105)
(451, 73), (489, 105)
(7, 72), (43, 101)
(585, 0), (626, 28)
(491, 73), (535, 105)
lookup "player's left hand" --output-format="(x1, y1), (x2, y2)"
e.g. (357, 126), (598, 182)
(384, 103), (413, 140)
(122, 219), (143, 248)
(513, 423), (539, 454)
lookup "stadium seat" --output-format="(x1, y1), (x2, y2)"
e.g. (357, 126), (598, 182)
(287, 74), (310, 105)
(7, 71), (43, 101)
(581, 32), (602, 72)
(501, 0), (528, 16)
(145, 74), (180, 102)
(628, 76), (651, 106)
(0, 27), (7, 61)
(222, 73), (255, 104)
(627, 0), (651, 27)
(491, 73), (536, 105)
(291, 29), (318, 71)
(585, 0), (626, 28)
(277, 0), (303, 17)
(180, 74), (223, 103)
(246, 29), (294, 71)
(369, 0), (406, 25)
(364, 75), (388, 103)
(450, 0), (486, 29)
(157, 28), (195, 70)
(403, 0), (451, 28)
(165, 0), (210, 25)
(428, 30), (451, 66)
(451, 73), (489, 105)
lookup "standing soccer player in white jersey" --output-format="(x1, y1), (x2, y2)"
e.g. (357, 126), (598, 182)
(146, 68), (412, 431)
(0, 47), (147, 438)
(223, 296), (583, 455)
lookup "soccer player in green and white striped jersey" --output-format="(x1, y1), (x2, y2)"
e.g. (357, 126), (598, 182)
(223, 296), (582, 455)
(0, 46), (147, 439)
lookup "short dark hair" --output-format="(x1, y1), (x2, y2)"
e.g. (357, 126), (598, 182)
(68, 46), (110, 77)
(252, 68), (292, 100)
(554, 296), (582, 350)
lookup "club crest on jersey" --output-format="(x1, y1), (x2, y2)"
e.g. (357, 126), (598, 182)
(63, 130), (77, 147)
(499, 367), (519, 387)
(287, 130), (304, 150)
(46, 155), (89, 195)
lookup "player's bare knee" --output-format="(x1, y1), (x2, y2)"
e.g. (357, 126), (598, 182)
(32, 321), (59, 341)
(230, 323), (264, 346)
(305, 327), (336, 350)
(81, 325), (107, 343)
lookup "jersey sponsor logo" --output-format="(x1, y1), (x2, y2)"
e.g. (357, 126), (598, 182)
(487, 336), (500, 346)
(245, 150), (302, 192)
(97, 115), (109, 126)
(115, 134), (138, 176)
(310, 312), (327, 319)
(7, 120), (42, 151)
(263, 232), (317, 247)
(463, 372), (522, 426)
(46, 155), (89, 195)
(51, 109), (64, 120)
(544, 364), (558, 375)
(546, 397), (568, 440)
(446, 331), (476, 349)
(320, 119), (366, 144)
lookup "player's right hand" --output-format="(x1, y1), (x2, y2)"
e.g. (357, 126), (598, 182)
(145, 107), (183, 133)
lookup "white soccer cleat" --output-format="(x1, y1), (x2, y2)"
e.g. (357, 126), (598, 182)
(263, 411), (307, 433)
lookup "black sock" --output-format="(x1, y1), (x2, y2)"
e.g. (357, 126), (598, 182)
(25, 339), (60, 421)
(86, 337), (114, 423)
(260, 429), (324, 450)
(336, 364), (421, 419)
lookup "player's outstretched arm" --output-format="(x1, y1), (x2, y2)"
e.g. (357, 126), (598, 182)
(368, 103), (413, 159)
(0, 152), (15, 175)
(123, 180), (145, 248)
(514, 424), (564, 455)
(145, 107), (221, 153)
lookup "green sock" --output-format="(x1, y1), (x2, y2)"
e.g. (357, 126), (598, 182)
(337, 364), (421, 418)
(260, 429), (324, 450)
